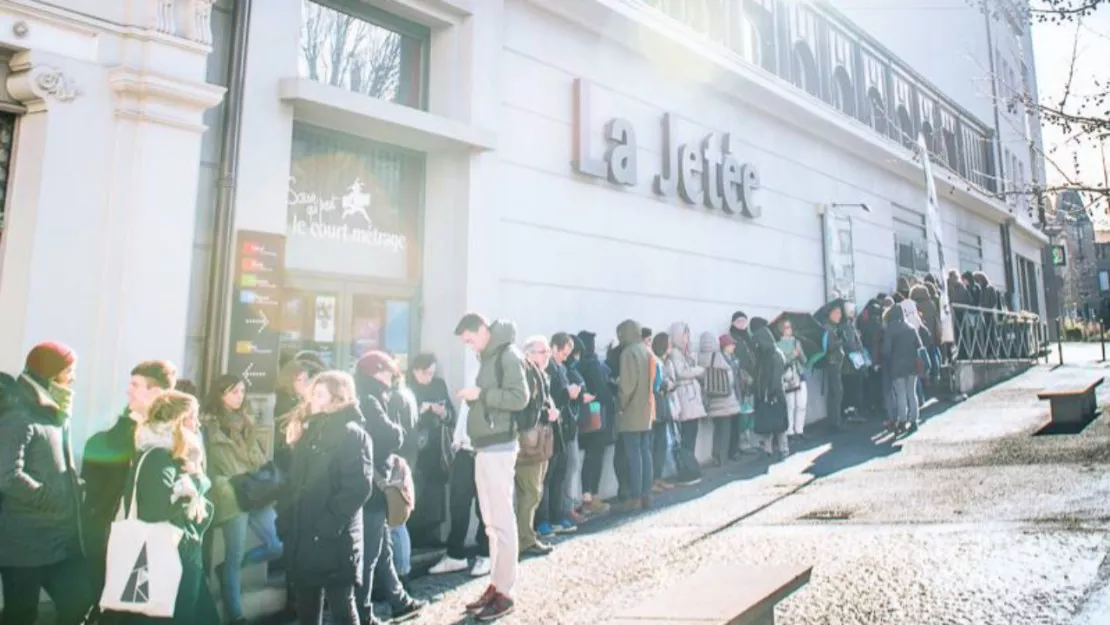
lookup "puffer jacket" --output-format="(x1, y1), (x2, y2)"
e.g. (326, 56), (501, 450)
(696, 332), (742, 419)
(665, 322), (706, 422)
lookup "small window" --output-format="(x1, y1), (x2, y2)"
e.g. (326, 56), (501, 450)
(893, 205), (929, 277)
(958, 229), (983, 272)
(299, 0), (430, 110)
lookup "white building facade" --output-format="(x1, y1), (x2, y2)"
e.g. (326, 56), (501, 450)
(0, 0), (1049, 456)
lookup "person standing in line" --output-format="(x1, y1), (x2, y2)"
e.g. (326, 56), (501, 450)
(616, 320), (655, 511)
(278, 372), (373, 625)
(700, 332), (743, 466)
(99, 390), (221, 625)
(386, 373), (419, 590)
(776, 320), (808, 442)
(404, 354), (455, 552)
(352, 351), (425, 624)
(752, 326), (790, 460)
(562, 336), (592, 524)
(516, 336), (556, 556)
(812, 299), (848, 430)
(727, 312), (758, 457)
(536, 332), (581, 537)
(665, 322), (705, 485)
(83, 360), (177, 610)
(575, 330), (614, 517)
(455, 313), (530, 621)
(882, 305), (923, 434)
(650, 333), (676, 492)
(202, 374), (283, 625)
(426, 393), (491, 579)
(0, 342), (93, 625)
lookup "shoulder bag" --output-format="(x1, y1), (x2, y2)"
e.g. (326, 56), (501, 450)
(99, 450), (186, 618)
(375, 455), (415, 529)
(703, 353), (732, 399)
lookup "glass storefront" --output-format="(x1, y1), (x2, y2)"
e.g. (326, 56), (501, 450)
(282, 124), (423, 372)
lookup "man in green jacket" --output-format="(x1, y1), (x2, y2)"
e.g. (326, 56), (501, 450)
(616, 320), (655, 511)
(455, 313), (530, 622)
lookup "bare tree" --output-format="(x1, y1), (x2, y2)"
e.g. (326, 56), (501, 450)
(299, 0), (405, 103)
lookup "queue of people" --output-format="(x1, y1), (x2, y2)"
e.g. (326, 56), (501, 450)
(0, 274), (973, 624)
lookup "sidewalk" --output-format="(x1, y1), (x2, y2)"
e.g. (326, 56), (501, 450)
(397, 356), (1110, 624)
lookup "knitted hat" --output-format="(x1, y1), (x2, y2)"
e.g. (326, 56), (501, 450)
(357, 350), (398, 378)
(25, 341), (77, 381)
(718, 334), (735, 349)
(731, 311), (748, 323)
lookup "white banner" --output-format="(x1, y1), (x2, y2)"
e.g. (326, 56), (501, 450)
(919, 134), (956, 344)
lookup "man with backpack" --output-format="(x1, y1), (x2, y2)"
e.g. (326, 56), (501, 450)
(455, 313), (531, 622)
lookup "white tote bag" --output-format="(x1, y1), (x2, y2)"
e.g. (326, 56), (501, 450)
(99, 449), (186, 618)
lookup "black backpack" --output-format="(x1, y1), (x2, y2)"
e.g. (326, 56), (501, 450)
(494, 344), (543, 432)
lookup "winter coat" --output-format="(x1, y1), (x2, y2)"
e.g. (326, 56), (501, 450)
(202, 413), (269, 527)
(276, 404), (373, 588)
(354, 375), (404, 513)
(547, 360), (578, 454)
(577, 331), (617, 446)
(388, 385), (420, 470)
(666, 322), (707, 422)
(103, 432), (220, 625)
(405, 376), (453, 539)
(466, 320), (530, 449)
(857, 300), (885, 364)
(728, 324), (756, 379)
(82, 410), (139, 563)
(883, 307), (923, 379)
(0, 372), (83, 567)
(910, 285), (940, 348)
(752, 327), (789, 435)
(963, 271), (982, 306)
(697, 332), (742, 419)
(947, 273), (970, 306)
(616, 320), (655, 433)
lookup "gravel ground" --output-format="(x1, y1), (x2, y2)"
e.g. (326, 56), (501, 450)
(363, 350), (1110, 624)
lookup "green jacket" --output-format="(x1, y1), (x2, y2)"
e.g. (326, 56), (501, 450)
(202, 415), (269, 526)
(466, 320), (530, 449)
(616, 320), (655, 433)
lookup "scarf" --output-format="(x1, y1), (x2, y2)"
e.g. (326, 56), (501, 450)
(20, 372), (73, 418)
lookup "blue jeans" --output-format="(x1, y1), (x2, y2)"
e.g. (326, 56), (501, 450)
(619, 431), (653, 501)
(391, 525), (411, 577)
(892, 376), (920, 423)
(220, 506), (283, 619)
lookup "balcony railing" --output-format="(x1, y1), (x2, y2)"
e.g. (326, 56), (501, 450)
(951, 303), (1048, 363)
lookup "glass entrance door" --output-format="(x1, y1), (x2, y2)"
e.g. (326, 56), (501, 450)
(279, 280), (414, 373)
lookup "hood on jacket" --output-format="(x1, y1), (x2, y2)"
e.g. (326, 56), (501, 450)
(668, 322), (691, 352)
(815, 298), (845, 324)
(972, 271), (990, 288)
(697, 331), (721, 357)
(752, 326), (776, 351)
(576, 330), (597, 355)
(617, 320), (643, 347)
(481, 320), (518, 360)
(135, 421), (176, 454)
(909, 284), (931, 303)
(887, 303), (906, 324)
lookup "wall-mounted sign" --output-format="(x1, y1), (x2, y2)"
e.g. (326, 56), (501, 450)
(227, 231), (286, 394)
(286, 123), (418, 279)
(1050, 244), (1067, 267)
(571, 78), (762, 218)
(822, 207), (856, 304)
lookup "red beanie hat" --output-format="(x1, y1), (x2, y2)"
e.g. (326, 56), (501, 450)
(718, 334), (736, 349)
(357, 350), (399, 378)
(25, 341), (77, 381)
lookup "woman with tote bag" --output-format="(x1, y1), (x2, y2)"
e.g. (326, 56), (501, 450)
(99, 390), (219, 625)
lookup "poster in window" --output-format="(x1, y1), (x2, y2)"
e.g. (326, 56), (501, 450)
(286, 124), (420, 279)
(823, 208), (856, 303)
(314, 295), (336, 343)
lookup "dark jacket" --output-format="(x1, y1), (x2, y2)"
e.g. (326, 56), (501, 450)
(947, 272), (970, 306)
(562, 358), (586, 442)
(576, 331), (616, 447)
(910, 284), (941, 347)
(107, 444), (220, 625)
(277, 404), (373, 588)
(355, 375), (404, 513)
(467, 320), (530, 448)
(82, 411), (138, 559)
(408, 376), (456, 481)
(0, 372), (83, 567)
(546, 359), (576, 454)
(858, 300), (885, 365)
(388, 385), (420, 470)
(882, 307), (923, 379)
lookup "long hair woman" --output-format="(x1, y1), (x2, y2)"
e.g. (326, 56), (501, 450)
(277, 371), (374, 625)
(200, 375), (282, 625)
(101, 391), (219, 624)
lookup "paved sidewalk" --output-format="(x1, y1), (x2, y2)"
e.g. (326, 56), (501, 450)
(386, 355), (1110, 624)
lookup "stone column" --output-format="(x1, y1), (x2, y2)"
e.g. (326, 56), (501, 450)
(0, 15), (223, 444)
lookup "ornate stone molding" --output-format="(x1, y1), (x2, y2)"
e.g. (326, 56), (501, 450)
(133, 0), (215, 45)
(184, 0), (215, 46)
(108, 67), (225, 132)
(6, 54), (83, 111)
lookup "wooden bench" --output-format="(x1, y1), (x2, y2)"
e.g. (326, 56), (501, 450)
(1037, 378), (1104, 426)
(605, 564), (812, 625)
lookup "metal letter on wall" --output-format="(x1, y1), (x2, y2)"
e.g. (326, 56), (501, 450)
(604, 118), (637, 186)
(572, 78), (606, 178)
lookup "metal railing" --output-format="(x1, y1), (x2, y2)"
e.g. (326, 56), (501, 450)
(950, 303), (1048, 363)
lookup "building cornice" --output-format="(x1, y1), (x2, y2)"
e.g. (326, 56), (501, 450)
(527, 0), (1048, 245)
(108, 67), (225, 132)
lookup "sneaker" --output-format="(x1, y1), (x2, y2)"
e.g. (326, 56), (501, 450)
(466, 585), (497, 614)
(556, 519), (578, 533)
(470, 556), (491, 577)
(475, 593), (515, 621)
(428, 555), (468, 575)
(584, 499), (610, 515)
(536, 521), (555, 538)
(520, 541), (554, 558)
(675, 473), (701, 486)
(391, 598), (426, 622)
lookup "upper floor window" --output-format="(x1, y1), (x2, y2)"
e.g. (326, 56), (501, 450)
(958, 229), (983, 272)
(893, 205), (929, 277)
(299, 0), (430, 110)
